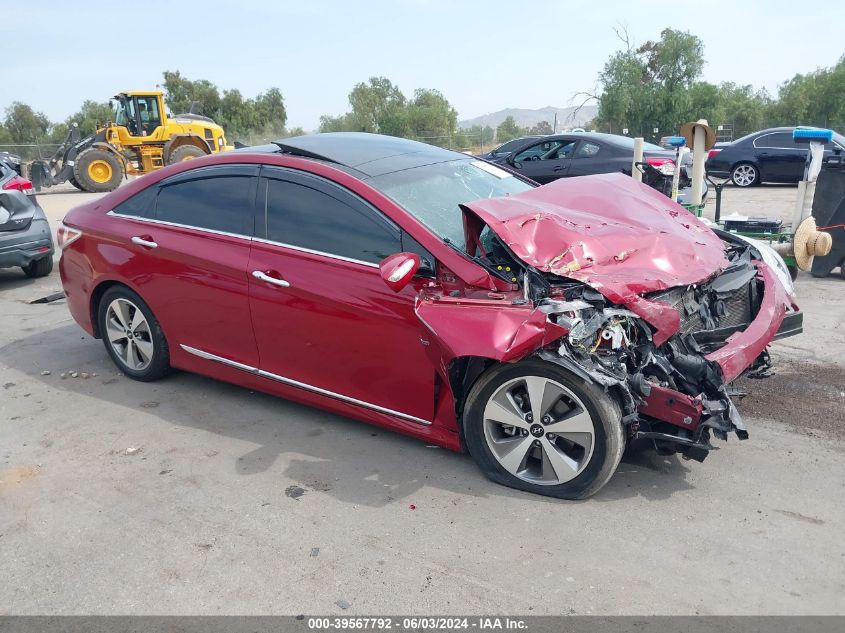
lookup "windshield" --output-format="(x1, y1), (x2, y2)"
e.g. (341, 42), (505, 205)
(369, 159), (534, 248)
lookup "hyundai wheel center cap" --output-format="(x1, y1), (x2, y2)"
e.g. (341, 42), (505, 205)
(529, 424), (545, 438)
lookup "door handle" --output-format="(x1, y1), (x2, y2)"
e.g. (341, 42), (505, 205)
(252, 270), (291, 288)
(131, 236), (157, 248)
(553, 165), (564, 172)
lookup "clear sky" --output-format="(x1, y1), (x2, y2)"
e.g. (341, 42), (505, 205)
(4, 0), (844, 130)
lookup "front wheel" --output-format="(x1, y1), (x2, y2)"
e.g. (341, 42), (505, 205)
(462, 359), (624, 500)
(97, 286), (171, 381)
(731, 163), (760, 187)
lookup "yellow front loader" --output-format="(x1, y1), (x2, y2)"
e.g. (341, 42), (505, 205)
(30, 90), (234, 193)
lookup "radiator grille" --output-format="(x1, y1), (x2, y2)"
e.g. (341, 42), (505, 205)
(648, 280), (755, 337)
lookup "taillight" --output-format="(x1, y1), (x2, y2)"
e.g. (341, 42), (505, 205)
(707, 148), (722, 159)
(57, 223), (83, 249)
(2, 175), (34, 195)
(646, 157), (675, 176)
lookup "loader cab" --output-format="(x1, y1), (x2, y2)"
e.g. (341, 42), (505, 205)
(111, 93), (164, 138)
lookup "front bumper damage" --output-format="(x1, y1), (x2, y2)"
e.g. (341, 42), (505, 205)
(539, 261), (795, 461)
(417, 257), (798, 462)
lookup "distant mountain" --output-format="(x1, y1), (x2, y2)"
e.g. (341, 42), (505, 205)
(458, 105), (598, 131)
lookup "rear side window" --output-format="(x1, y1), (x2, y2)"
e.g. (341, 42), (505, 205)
(113, 186), (157, 217)
(575, 142), (601, 158)
(156, 174), (256, 235)
(263, 177), (400, 265)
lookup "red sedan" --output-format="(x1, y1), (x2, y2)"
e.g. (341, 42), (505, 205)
(58, 133), (802, 499)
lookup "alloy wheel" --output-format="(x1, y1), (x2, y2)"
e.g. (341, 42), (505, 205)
(482, 376), (595, 485)
(105, 298), (154, 371)
(732, 164), (758, 187)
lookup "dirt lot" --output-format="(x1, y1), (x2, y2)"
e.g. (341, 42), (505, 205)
(1, 184), (844, 615)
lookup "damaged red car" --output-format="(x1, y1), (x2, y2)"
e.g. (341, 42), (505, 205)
(58, 133), (802, 499)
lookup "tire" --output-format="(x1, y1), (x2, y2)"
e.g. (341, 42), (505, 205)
(788, 265), (799, 281)
(462, 359), (624, 500)
(731, 162), (760, 187)
(73, 148), (123, 193)
(168, 145), (206, 164)
(68, 176), (84, 191)
(22, 256), (53, 278)
(839, 262), (845, 281)
(96, 286), (171, 382)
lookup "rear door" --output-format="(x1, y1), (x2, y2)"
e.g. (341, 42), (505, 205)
(106, 164), (260, 367)
(247, 167), (436, 424)
(567, 140), (610, 176)
(512, 139), (576, 183)
(754, 132), (805, 182)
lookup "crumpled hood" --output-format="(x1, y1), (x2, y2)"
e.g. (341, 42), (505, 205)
(460, 172), (730, 305)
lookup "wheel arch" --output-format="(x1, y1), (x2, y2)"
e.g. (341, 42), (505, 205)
(89, 278), (145, 339)
(163, 135), (212, 163)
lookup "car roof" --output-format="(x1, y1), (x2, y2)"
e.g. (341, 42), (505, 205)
(269, 132), (469, 178)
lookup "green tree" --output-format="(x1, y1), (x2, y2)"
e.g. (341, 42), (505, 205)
(64, 100), (113, 137)
(594, 28), (706, 138)
(496, 116), (525, 143)
(3, 102), (51, 143)
(406, 88), (457, 145)
(529, 120), (553, 135)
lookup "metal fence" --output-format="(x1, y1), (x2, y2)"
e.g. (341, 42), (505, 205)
(0, 143), (63, 162)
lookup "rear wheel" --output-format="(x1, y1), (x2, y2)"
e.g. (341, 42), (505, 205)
(168, 145), (206, 163)
(463, 359), (624, 500)
(97, 286), (171, 381)
(74, 148), (123, 192)
(22, 256), (53, 278)
(731, 162), (760, 187)
(68, 176), (84, 191)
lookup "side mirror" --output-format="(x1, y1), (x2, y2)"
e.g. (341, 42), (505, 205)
(507, 155), (521, 168)
(379, 252), (421, 292)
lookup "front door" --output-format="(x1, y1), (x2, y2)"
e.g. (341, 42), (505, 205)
(247, 167), (436, 423)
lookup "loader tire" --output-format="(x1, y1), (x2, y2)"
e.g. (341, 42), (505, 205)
(68, 175), (83, 191)
(74, 148), (123, 193)
(168, 145), (206, 164)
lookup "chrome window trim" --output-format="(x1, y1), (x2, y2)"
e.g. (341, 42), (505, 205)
(251, 236), (380, 268)
(179, 344), (431, 426)
(107, 210), (252, 242)
(108, 211), (383, 267)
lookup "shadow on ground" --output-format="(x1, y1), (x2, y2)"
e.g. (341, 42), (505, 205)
(1, 321), (696, 506)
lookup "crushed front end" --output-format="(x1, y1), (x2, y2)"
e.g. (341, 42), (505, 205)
(446, 173), (802, 461)
(534, 241), (800, 461)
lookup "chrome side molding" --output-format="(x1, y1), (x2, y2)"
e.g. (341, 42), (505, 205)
(179, 344), (431, 426)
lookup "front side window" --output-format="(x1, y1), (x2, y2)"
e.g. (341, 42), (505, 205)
(263, 177), (400, 265)
(156, 174), (256, 235)
(513, 140), (575, 162)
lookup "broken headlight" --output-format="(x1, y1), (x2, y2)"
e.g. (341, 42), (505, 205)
(731, 234), (795, 297)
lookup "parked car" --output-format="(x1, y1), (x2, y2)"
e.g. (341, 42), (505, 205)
(0, 187), (54, 278)
(59, 132), (801, 499)
(0, 151), (23, 176)
(706, 127), (845, 187)
(480, 135), (545, 161)
(485, 132), (705, 198)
